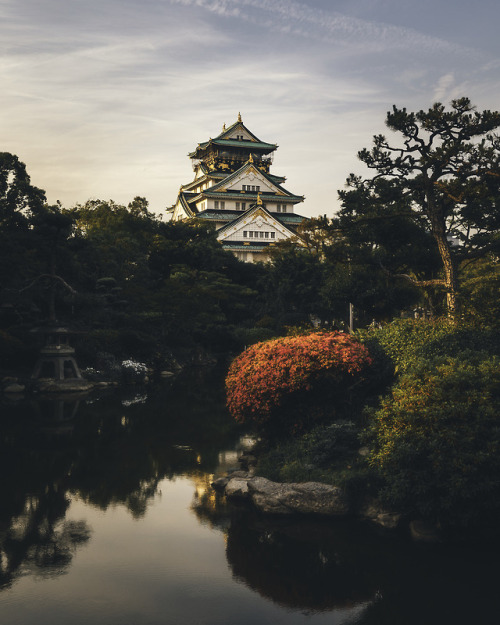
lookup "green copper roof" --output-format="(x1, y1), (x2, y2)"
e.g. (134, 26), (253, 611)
(196, 191), (304, 203)
(196, 209), (241, 220)
(222, 242), (274, 251)
(270, 212), (306, 223)
(189, 138), (277, 157)
(214, 138), (276, 150)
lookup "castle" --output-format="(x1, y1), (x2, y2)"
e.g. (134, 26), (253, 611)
(167, 114), (307, 262)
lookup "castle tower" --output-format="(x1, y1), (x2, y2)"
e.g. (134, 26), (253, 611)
(167, 115), (307, 262)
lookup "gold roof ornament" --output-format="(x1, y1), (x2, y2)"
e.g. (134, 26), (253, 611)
(238, 112), (242, 123)
(222, 123), (226, 131)
(257, 192), (263, 206)
(248, 153), (254, 163)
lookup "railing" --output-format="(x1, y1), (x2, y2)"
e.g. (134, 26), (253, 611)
(192, 152), (274, 171)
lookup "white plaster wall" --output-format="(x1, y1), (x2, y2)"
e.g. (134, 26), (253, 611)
(222, 221), (289, 242)
(270, 203), (294, 213)
(225, 129), (255, 141)
(228, 171), (275, 193)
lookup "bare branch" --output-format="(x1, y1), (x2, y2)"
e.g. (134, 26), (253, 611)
(19, 274), (77, 295)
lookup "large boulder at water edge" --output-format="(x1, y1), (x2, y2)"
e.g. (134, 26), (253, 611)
(241, 477), (349, 516)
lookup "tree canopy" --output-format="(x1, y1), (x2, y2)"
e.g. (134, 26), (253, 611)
(338, 98), (500, 317)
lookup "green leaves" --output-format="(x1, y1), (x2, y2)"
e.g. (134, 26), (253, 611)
(340, 98), (500, 317)
(367, 353), (500, 525)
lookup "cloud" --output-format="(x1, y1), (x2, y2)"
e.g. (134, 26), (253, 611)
(167, 0), (483, 58)
(1, 0), (498, 216)
(433, 73), (455, 101)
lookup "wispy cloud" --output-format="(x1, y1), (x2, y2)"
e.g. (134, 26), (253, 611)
(167, 0), (483, 58)
(1, 0), (498, 215)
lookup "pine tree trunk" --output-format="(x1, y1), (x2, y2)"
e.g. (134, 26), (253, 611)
(434, 229), (458, 320)
(427, 191), (458, 320)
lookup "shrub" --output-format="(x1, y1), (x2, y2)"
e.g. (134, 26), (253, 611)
(257, 421), (360, 483)
(367, 353), (500, 526)
(357, 319), (500, 375)
(225, 331), (372, 433)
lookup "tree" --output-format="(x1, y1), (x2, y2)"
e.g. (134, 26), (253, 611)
(262, 243), (326, 325)
(281, 218), (423, 327)
(0, 152), (46, 229)
(26, 203), (76, 322)
(0, 154), (77, 323)
(0, 153), (47, 294)
(338, 98), (500, 317)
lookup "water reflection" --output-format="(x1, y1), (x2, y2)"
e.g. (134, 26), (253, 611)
(1, 367), (500, 625)
(0, 484), (91, 590)
(194, 490), (500, 624)
(0, 366), (241, 587)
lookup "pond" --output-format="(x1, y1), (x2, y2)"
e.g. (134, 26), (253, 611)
(1, 367), (499, 625)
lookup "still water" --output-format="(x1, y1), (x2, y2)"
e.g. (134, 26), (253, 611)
(1, 367), (499, 625)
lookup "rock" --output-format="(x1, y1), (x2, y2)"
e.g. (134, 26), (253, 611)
(2, 376), (18, 384)
(36, 379), (94, 393)
(94, 381), (110, 388)
(227, 470), (251, 478)
(247, 477), (349, 516)
(3, 383), (25, 394)
(225, 478), (250, 500)
(160, 370), (175, 377)
(409, 520), (440, 543)
(211, 477), (229, 492)
(360, 498), (402, 529)
(358, 446), (370, 457)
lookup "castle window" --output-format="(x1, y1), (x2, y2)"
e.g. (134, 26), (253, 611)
(214, 201), (219, 209)
(242, 202), (246, 210)
(236, 202), (240, 210)
(271, 232), (275, 239)
(243, 231), (247, 237)
(220, 201), (225, 209)
(265, 232), (269, 238)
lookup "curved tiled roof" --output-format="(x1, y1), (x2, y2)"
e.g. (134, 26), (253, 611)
(195, 191), (304, 203)
(202, 160), (302, 201)
(189, 138), (277, 157)
(216, 204), (300, 238)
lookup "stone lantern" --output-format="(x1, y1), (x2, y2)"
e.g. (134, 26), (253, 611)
(31, 326), (83, 381)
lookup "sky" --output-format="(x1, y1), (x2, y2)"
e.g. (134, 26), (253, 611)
(2, 0), (500, 218)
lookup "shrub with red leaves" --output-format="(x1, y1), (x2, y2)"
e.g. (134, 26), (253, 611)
(225, 331), (372, 431)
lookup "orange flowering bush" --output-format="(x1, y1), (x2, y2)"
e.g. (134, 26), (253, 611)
(225, 331), (372, 430)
